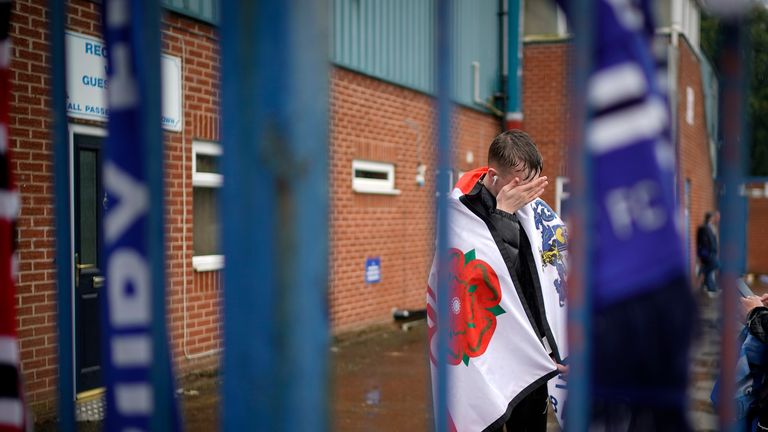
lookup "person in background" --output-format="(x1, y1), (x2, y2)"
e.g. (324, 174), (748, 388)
(696, 211), (720, 294)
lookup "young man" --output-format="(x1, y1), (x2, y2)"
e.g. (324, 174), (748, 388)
(427, 130), (567, 431)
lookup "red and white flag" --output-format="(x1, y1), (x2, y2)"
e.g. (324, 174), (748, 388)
(0, 2), (27, 431)
(427, 168), (568, 430)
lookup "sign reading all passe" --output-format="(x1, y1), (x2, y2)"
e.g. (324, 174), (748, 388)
(65, 31), (182, 131)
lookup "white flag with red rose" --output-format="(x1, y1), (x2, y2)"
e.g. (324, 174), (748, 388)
(427, 168), (568, 431)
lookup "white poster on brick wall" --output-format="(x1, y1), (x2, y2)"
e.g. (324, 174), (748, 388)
(65, 31), (183, 132)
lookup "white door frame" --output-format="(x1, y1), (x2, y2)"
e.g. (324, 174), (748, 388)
(68, 123), (107, 400)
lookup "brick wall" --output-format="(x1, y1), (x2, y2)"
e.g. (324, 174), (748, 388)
(521, 38), (716, 281)
(12, 1), (505, 413)
(161, 14), (222, 375)
(325, 43), (569, 333)
(328, 67), (501, 331)
(10, 0), (224, 416)
(11, 1), (717, 419)
(747, 192), (768, 274)
(12, 0), (62, 416)
(676, 38), (716, 280)
(522, 41), (568, 206)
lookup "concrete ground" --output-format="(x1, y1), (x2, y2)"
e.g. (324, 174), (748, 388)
(38, 280), (763, 431)
(688, 288), (723, 431)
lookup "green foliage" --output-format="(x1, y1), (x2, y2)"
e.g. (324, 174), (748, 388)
(701, 7), (768, 176)
(750, 8), (768, 176)
(700, 14), (720, 62)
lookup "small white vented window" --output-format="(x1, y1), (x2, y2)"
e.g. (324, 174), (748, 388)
(352, 160), (400, 195)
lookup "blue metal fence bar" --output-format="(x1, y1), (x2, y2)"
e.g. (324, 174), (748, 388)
(563, 0), (593, 429)
(716, 18), (750, 431)
(219, 1), (330, 430)
(434, 0), (453, 430)
(505, 0), (522, 130)
(137, 1), (177, 430)
(51, 1), (75, 430)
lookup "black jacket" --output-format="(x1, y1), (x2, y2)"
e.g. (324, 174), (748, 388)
(696, 224), (718, 267)
(748, 307), (768, 345)
(746, 307), (768, 424)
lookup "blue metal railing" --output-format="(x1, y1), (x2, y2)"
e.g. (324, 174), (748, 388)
(51, 1), (75, 430)
(219, 1), (330, 430)
(563, 0), (593, 429)
(506, 0), (523, 130)
(434, 1), (453, 430)
(137, 2), (178, 430)
(44, 2), (753, 431)
(716, 18), (751, 432)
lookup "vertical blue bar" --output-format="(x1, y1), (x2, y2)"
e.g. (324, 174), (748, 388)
(434, 0), (452, 430)
(138, 1), (178, 430)
(50, 1), (75, 431)
(506, 0), (522, 125)
(564, 0), (592, 430)
(220, 1), (329, 431)
(716, 19), (750, 432)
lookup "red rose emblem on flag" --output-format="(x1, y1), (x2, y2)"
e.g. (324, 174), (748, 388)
(428, 248), (505, 367)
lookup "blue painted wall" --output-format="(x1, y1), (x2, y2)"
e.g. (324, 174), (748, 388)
(330, 0), (501, 111)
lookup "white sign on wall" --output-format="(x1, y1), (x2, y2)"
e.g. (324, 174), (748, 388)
(65, 31), (183, 132)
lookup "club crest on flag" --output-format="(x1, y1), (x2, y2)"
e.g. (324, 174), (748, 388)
(533, 201), (568, 307)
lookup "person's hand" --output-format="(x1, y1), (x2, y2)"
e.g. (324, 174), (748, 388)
(495, 176), (548, 214)
(760, 293), (768, 307)
(549, 354), (568, 379)
(741, 295), (764, 321)
(556, 363), (569, 379)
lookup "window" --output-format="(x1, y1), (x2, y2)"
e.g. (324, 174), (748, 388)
(192, 141), (224, 271)
(352, 160), (400, 195)
(162, 0), (218, 25)
(524, 0), (568, 38)
(655, 0), (670, 28)
(686, 86), (695, 125)
(661, 0), (701, 49)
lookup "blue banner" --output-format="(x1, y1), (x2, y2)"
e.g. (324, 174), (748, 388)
(100, 1), (180, 430)
(585, 0), (686, 308)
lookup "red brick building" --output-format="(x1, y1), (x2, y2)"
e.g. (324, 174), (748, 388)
(328, 68), (500, 330)
(747, 189), (768, 275)
(11, 0), (223, 414)
(675, 36), (718, 279)
(520, 35), (717, 281)
(10, 0), (507, 416)
(8, 0), (718, 420)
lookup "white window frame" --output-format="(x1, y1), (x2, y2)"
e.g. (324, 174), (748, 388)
(686, 86), (695, 126)
(351, 160), (400, 195)
(555, 5), (568, 36)
(523, 1), (570, 40)
(192, 141), (223, 187)
(667, 0), (700, 50)
(192, 140), (224, 272)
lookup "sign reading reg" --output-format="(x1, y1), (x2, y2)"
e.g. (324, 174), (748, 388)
(65, 31), (182, 131)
